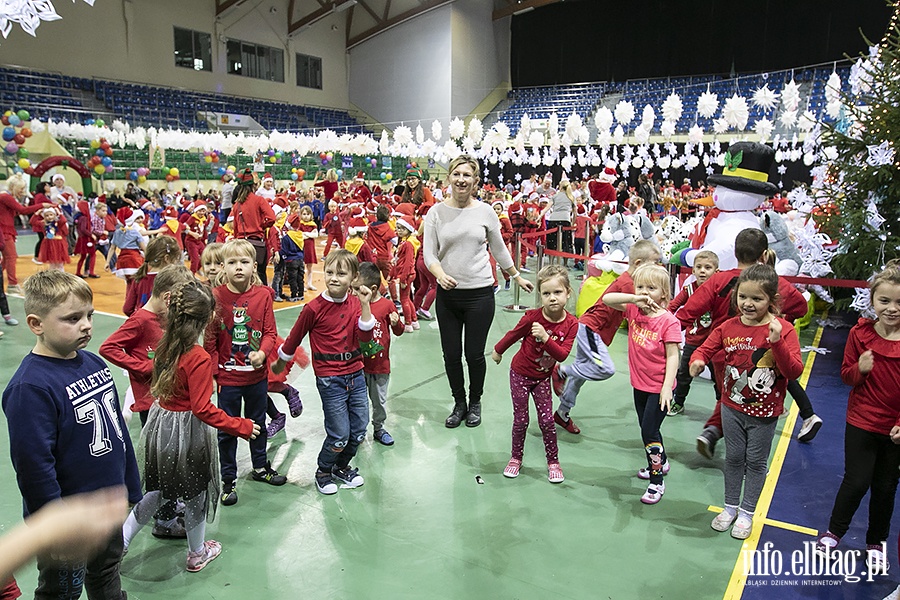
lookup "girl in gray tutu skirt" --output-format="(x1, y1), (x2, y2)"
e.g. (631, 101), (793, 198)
(121, 280), (260, 572)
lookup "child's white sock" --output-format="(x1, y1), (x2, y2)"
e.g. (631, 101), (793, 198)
(720, 504), (738, 520)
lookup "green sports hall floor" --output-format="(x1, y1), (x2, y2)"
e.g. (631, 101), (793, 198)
(0, 235), (823, 600)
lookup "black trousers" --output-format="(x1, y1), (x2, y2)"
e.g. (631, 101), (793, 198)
(633, 389), (668, 485)
(435, 286), (495, 406)
(36, 530), (126, 600)
(285, 260), (305, 298)
(34, 231), (44, 258)
(828, 422), (900, 544)
(787, 379), (815, 420)
(272, 260), (285, 297)
(546, 220), (572, 254)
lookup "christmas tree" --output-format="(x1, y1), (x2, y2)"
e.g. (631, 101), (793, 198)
(818, 2), (900, 283)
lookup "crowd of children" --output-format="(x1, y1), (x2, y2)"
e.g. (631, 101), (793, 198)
(2, 163), (900, 600)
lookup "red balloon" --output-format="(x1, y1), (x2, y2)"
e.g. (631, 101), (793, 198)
(0, 116), (8, 126)
(211, 154), (219, 163)
(13, 134), (24, 145)
(319, 152), (327, 160)
(25, 167), (34, 175)
(100, 142), (110, 150)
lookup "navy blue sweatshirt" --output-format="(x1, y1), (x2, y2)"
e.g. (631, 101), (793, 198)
(2, 350), (142, 516)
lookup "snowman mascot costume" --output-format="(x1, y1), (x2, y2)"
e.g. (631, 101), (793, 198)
(671, 141), (777, 271)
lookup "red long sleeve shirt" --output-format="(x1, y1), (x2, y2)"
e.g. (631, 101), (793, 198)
(390, 239), (416, 284)
(99, 308), (163, 412)
(691, 316), (803, 418)
(161, 345), (254, 438)
(840, 319), (900, 435)
(205, 284), (277, 386)
(580, 271), (634, 347)
(232, 194), (275, 239)
(367, 221), (397, 263)
(494, 308), (579, 380)
(0, 192), (44, 237)
(122, 273), (156, 317)
(362, 297), (404, 374)
(669, 281), (713, 347)
(279, 292), (375, 377)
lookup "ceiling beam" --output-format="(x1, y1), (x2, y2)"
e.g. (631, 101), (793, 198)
(215, 0), (247, 17)
(492, 0), (561, 20)
(357, 0), (383, 23)
(348, 0), (453, 48)
(288, 0), (334, 34)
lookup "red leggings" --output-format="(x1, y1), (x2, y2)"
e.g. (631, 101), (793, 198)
(186, 240), (205, 274)
(76, 250), (96, 276)
(398, 281), (416, 325)
(413, 251), (436, 311)
(1, 234), (18, 285)
(323, 232), (345, 256)
(375, 258), (397, 300)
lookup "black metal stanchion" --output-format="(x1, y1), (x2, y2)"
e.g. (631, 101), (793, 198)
(533, 243), (545, 306)
(667, 262), (679, 297)
(504, 233), (529, 312)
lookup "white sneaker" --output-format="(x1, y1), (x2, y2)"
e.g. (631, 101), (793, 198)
(711, 508), (737, 532)
(31, 258), (43, 265)
(883, 584), (900, 600)
(417, 308), (433, 320)
(731, 513), (753, 539)
(640, 482), (665, 504)
(798, 414), (823, 442)
(404, 325), (414, 333)
(411, 321), (420, 330)
(306, 284), (317, 291)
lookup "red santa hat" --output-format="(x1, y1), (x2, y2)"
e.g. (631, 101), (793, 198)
(141, 200), (153, 212)
(355, 171), (366, 182)
(542, 172), (553, 184)
(598, 166), (618, 184)
(365, 201), (378, 216)
(163, 206), (178, 219)
(576, 204), (586, 215)
(508, 200), (523, 216)
(348, 216), (368, 235)
(192, 202), (209, 214)
(51, 173), (65, 184)
(392, 202), (416, 218)
(395, 216), (416, 234)
(287, 213), (301, 228)
(116, 207), (133, 226)
(272, 204), (285, 217)
(96, 195), (107, 204)
(262, 172), (273, 181)
(273, 195), (289, 209)
(528, 192), (540, 202)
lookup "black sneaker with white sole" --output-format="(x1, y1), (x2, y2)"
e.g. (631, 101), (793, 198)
(221, 480), (237, 506)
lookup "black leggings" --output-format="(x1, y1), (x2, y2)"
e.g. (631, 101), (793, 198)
(634, 389), (668, 485)
(787, 379), (815, 420)
(828, 423), (900, 544)
(435, 285), (495, 406)
(34, 231), (44, 258)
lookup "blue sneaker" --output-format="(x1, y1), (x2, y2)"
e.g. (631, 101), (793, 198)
(374, 429), (394, 446)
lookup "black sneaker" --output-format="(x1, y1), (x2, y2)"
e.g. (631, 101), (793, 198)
(252, 462), (287, 486)
(332, 466), (364, 488)
(696, 427), (719, 459)
(221, 480), (237, 506)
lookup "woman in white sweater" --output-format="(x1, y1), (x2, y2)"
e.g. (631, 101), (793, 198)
(424, 155), (533, 428)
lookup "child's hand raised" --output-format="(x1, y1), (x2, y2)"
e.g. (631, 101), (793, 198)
(859, 350), (875, 374)
(491, 350), (502, 364)
(634, 294), (660, 313)
(531, 322), (549, 343)
(248, 422), (261, 439)
(768, 318), (783, 344)
(355, 283), (373, 304)
(689, 359), (706, 377)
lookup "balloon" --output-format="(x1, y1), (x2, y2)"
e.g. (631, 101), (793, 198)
(101, 157), (112, 167)
(16, 109), (30, 122)
(94, 164), (106, 175)
(370, 159), (377, 168)
(406, 163), (412, 170)
(0, 116), (8, 126)
(102, 148), (112, 157)
(129, 171), (138, 181)
(20, 127), (32, 138)
(105, 165), (113, 174)
(291, 173), (299, 181)
(140, 167), (150, 176)
(380, 172), (386, 179)
(386, 173), (393, 181)
(4, 142), (17, 155)
(297, 169), (305, 179)
(137, 175), (147, 184)
(17, 148), (28, 159)
(17, 158), (30, 169)
(95, 149), (105, 157)
(13, 134), (24, 146)
(85, 119), (95, 125)
(218, 167), (226, 175)
(227, 165), (235, 173)
(204, 155), (212, 163)
(8, 115), (21, 127)
(90, 140), (100, 149)
(169, 167), (179, 177)
(211, 154), (219, 163)
(336, 169), (343, 178)
(165, 174), (174, 182)
(321, 159), (328, 165)
(100, 141), (110, 151)
(319, 152), (327, 160)
(2, 127), (15, 142)
(95, 119), (105, 127)
(326, 152), (334, 161)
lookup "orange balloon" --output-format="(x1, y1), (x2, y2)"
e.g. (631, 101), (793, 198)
(20, 127), (32, 138)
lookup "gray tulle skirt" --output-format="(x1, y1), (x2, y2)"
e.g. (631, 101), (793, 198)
(140, 402), (220, 527)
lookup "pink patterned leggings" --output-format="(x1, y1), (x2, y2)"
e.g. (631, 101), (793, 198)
(510, 369), (558, 463)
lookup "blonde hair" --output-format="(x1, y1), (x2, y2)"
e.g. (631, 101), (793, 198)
(221, 239), (263, 287)
(694, 250), (720, 268)
(537, 264), (571, 292)
(871, 259), (900, 302)
(151, 264), (194, 298)
(447, 154), (480, 196)
(633, 264), (671, 302)
(323, 248), (359, 276)
(23, 270), (93, 318)
(134, 235), (182, 282)
(629, 240), (661, 265)
(4, 174), (27, 198)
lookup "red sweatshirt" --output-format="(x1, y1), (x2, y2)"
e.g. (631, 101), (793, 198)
(494, 308), (579, 380)
(122, 273), (156, 317)
(840, 319), (900, 435)
(390, 239), (416, 284)
(580, 271), (634, 347)
(0, 192), (44, 238)
(205, 284), (277, 385)
(367, 221), (397, 263)
(362, 297), (405, 374)
(161, 345), (255, 438)
(279, 292), (375, 377)
(669, 281), (713, 347)
(691, 316), (803, 418)
(232, 194), (276, 239)
(99, 307), (163, 413)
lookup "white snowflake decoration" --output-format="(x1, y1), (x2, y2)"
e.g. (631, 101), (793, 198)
(662, 92), (683, 123)
(660, 120), (676, 138)
(687, 124), (704, 144)
(415, 124), (425, 145)
(613, 125), (625, 145)
(797, 110), (817, 132)
(723, 94), (749, 130)
(466, 117), (484, 144)
(697, 89), (719, 118)
(0, 0), (95, 39)
(641, 104), (656, 130)
(752, 85), (779, 112)
(614, 101), (635, 126)
(393, 125), (413, 146)
(866, 141), (895, 167)
(594, 107), (613, 132)
(825, 71), (842, 104)
(448, 117), (465, 140)
(754, 118), (774, 142)
(713, 118), (729, 134)
(781, 79), (801, 112)
(548, 112), (559, 137)
(779, 109), (798, 129)
(528, 130), (544, 149)
(431, 120), (442, 141)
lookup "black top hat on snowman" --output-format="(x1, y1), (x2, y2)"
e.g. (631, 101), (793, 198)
(708, 141), (778, 196)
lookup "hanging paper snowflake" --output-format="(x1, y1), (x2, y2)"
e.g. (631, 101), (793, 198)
(379, 130), (390, 154)
(779, 109), (798, 129)
(594, 107), (613, 132)
(466, 117), (484, 144)
(393, 125), (413, 146)
(866, 141), (895, 167)
(688, 125), (704, 144)
(697, 89), (719, 118)
(686, 155), (700, 169)
(596, 129), (612, 148)
(448, 117), (465, 140)
(565, 112), (583, 140)
(614, 101), (635, 126)
(662, 92), (683, 123)
(660, 120), (676, 138)
(825, 100), (843, 120)
(825, 72), (842, 104)
(582, 170), (590, 179)
(528, 130), (544, 149)
(548, 112), (559, 136)
(431, 120), (442, 141)
(797, 110), (817, 132)
(657, 155), (671, 170)
(613, 125), (625, 145)
(0, 0), (95, 39)
(752, 85), (779, 112)
(753, 118), (774, 141)
(415, 124), (425, 145)
(777, 164), (788, 175)
(641, 104), (655, 130)
(723, 95), (749, 130)
(705, 165), (715, 176)
(781, 79), (801, 112)
(850, 286), (876, 319)
(713, 118), (729, 134)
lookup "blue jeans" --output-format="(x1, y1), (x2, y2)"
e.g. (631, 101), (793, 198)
(217, 379), (268, 482)
(316, 370), (369, 472)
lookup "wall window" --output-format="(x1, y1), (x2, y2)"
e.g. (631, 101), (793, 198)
(173, 27), (212, 71)
(296, 53), (323, 90)
(227, 39), (285, 83)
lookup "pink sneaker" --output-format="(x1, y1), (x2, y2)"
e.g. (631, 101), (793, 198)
(548, 462), (565, 483)
(640, 482), (665, 504)
(503, 458), (522, 478)
(186, 540), (222, 572)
